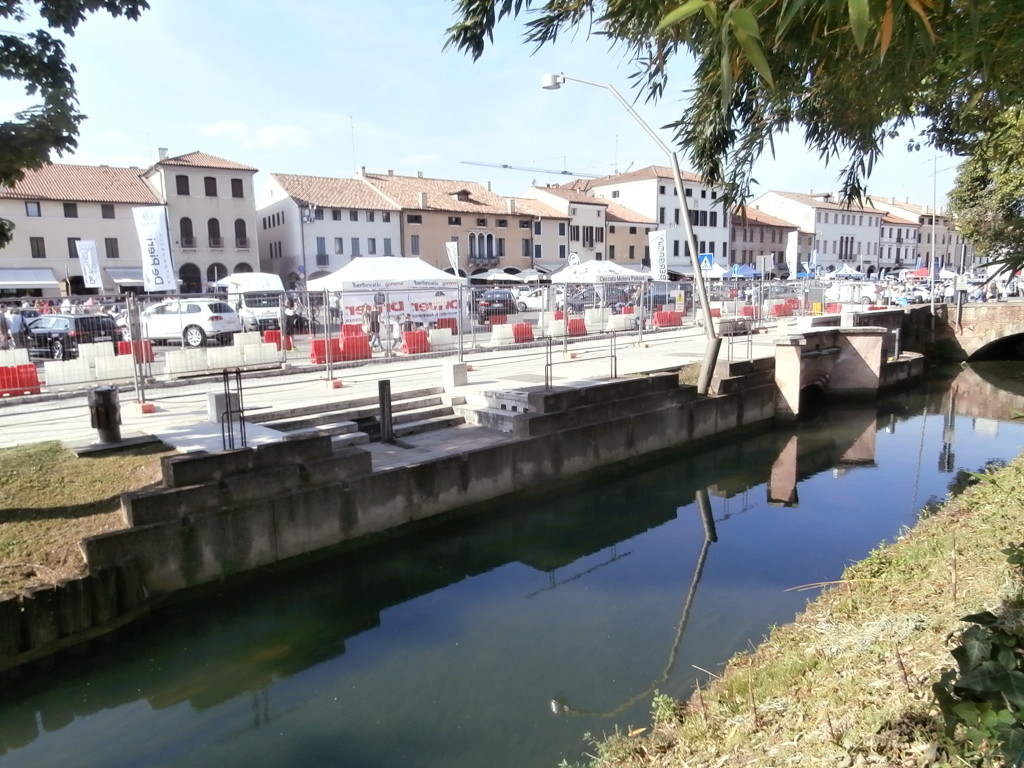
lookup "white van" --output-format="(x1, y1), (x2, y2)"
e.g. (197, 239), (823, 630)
(216, 272), (286, 332)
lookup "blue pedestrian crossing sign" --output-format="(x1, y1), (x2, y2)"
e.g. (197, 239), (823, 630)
(698, 253), (714, 270)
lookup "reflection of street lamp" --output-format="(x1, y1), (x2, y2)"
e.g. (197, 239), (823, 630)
(542, 73), (720, 395)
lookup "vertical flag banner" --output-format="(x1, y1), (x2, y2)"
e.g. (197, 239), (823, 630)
(133, 206), (177, 292)
(75, 240), (103, 288)
(445, 241), (459, 274)
(648, 229), (668, 281)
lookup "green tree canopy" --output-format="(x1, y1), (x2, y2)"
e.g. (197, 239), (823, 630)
(446, 1), (1024, 210)
(1, 0), (149, 246)
(949, 110), (1024, 275)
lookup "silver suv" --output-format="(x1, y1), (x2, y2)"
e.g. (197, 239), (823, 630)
(124, 299), (243, 347)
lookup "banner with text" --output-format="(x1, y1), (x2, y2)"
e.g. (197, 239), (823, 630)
(335, 288), (463, 326)
(75, 240), (103, 289)
(647, 229), (668, 281)
(132, 206), (177, 292)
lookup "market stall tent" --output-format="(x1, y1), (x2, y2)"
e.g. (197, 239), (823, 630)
(306, 257), (465, 291)
(549, 259), (648, 284)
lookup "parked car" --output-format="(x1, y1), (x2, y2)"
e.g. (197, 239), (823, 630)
(123, 298), (243, 347)
(558, 285), (632, 314)
(25, 313), (120, 360)
(475, 289), (519, 322)
(515, 287), (563, 312)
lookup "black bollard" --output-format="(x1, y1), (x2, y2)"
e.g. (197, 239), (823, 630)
(87, 386), (121, 443)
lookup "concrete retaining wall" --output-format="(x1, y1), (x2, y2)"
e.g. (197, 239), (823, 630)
(80, 380), (777, 598)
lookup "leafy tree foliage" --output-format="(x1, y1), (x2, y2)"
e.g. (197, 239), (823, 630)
(1, 0), (149, 246)
(949, 111), (1024, 275)
(445, 1), (1024, 212)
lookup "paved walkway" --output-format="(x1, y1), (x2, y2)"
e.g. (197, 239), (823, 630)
(0, 326), (778, 468)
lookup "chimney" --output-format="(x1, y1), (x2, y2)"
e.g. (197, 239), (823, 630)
(487, 180), (492, 191)
(358, 166), (366, 177)
(158, 147), (168, 160)
(507, 198), (516, 214)
(388, 169), (393, 175)
(417, 171), (424, 178)
(418, 191), (427, 208)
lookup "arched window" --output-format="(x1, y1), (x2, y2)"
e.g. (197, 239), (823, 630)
(468, 232), (478, 258)
(179, 217), (195, 248)
(233, 262), (254, 273)
(234, 219), (249, 248)
(178, 262), (201, 294)
(207, 218), (222, 248)
(485, 233), (494, 258)
(207, 263), (227, 285)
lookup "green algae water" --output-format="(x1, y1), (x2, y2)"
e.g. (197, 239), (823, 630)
(2, 364), (1023, 768)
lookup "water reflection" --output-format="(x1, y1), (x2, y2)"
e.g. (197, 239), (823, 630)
(1, 364), (1023, 768)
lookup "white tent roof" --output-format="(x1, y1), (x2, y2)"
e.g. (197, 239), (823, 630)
(702, 261), (728, 279)
(549, 259), (648, 284)
(306, 257), (465, 292)
(835, 264), (863, 277)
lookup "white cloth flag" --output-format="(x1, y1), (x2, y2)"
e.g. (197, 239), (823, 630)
(445, 241), (459, 274)
(647, 229), (668, 281)
(132, 206), (177, 292)
(75, 240), (103, 288)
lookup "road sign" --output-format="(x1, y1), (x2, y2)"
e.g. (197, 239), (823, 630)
(568, 252), (580, 267)
(698, 253), (713, 270)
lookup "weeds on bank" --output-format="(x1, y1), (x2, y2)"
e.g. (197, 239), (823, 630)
(559, 456), (1024, 768)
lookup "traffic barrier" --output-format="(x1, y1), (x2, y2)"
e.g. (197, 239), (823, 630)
(489, 324), (514, 346)
(621, 306), (634, 315)
(512, 323), (534, 343)
(428, 328), (456, 351)
(485, 314), (506, 326)
(401, 330), (430, 354)
(825, 303), (842, 314)
(117, 340), (155, 363)
(547, 319), (567, 338)
(740, 305), (758, 318)
(436, 317), (458, 334)
(341, 323), (364, 337)
(652, 311), (683, 328)
(341, 333), (371, 361)
(310, 338), (343, 364)
(243, 343), (280, 365)
(553, 310), (565, 320)
(0, 348), (30, 367)
(566, 317), (587, 336)
(207, 346), (245, 369)
(262, 330), (293, 351)
(710, 308), (722, 318)
(0, 366), (34, 397)
(94, 355), (135, 381)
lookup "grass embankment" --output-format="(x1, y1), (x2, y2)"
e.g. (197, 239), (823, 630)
(0, 441), (172, 593)
(575, 458), (1024, 768)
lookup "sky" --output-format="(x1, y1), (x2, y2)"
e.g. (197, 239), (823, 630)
(2, 0), (960, 211)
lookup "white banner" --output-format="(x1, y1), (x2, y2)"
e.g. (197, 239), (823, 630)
(336, 289), (462, 326)
(445, 241), (459, 274)
(648, 230), (668, 281)
(75, 240), (103, 288)
(132, 206), (177, 292)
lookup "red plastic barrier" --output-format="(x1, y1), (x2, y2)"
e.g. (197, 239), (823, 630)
(652, 311), (683, 328)
(825, 303), (842, 314)
(621, 306), (634, 315)
(263, 329), (293, 351)
(436, 317), (458, 333)
(117, 339), (155, 363)
(401, 330), (430, 354)
(485, 314), (506, 326)
(566, 317), (587, 336)
(341, 323), (364, 336)
(342, 334), (371, 360)
(740, 305), (756, 317)
(553, 310), (565, 320)
(512, 323), (534, 343)
(310, 338), (344, 364)
(710, 308), (722, 318)
(0, 365), (40, 397)
(770, 303), (792, 318)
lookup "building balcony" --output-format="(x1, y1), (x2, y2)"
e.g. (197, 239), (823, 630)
(235, 237), (251, 249)
(180, 237), (197, 249)
(209, 237), (224, 249)
(315, 253), (330, 267)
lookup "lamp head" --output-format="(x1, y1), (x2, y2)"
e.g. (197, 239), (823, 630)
(541, 73), (564, 90)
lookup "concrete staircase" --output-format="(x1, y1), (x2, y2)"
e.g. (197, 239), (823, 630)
(246, 386), (466, 447)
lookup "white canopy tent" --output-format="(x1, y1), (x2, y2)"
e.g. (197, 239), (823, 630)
(549, 259), (648, 284)
(306, 257), (464, 292)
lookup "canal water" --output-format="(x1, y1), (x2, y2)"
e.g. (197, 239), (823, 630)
(2, 364), (1024, 768)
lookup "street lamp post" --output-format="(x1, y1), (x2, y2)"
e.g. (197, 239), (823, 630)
(542, 73), (721, 395)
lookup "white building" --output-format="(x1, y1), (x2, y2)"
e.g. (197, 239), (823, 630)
(751, 191), (884, 277)
(258, 173), (401, 288)
(0, 163), (163, 298)
(877, 212), (920, 272)
(567, 165), (730, 275)
(866, 196), (971, 271)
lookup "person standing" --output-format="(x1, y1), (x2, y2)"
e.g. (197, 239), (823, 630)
(366, 304), (382, 350)
(5, 306), (25, 348)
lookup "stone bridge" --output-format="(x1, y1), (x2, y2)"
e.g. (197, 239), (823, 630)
(934, 302), (1024, 359)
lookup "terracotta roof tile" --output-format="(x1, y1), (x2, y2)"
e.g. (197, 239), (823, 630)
(511, 197), (566, 218)
(156, 151), (258, 172)
(568, 164), (705, 189)
(271, 173), (399, 210)
(0, 163), (162, 204)
(881, 211), (920, 226)
(765, 190), (877, 213)
(360, 171), (517, 215)
(531, 186), (604, 204)
(732, 207), (799, 228)
(605, 201), (656, 224)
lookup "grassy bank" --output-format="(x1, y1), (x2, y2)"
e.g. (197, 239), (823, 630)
(0, 441), (172, 593)
(569, 457), (1024, 767)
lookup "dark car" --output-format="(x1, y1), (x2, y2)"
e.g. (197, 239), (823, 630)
(475, 289), (519, 322)
(559, 285), (632, 314)
(25, 313), (120, 360)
